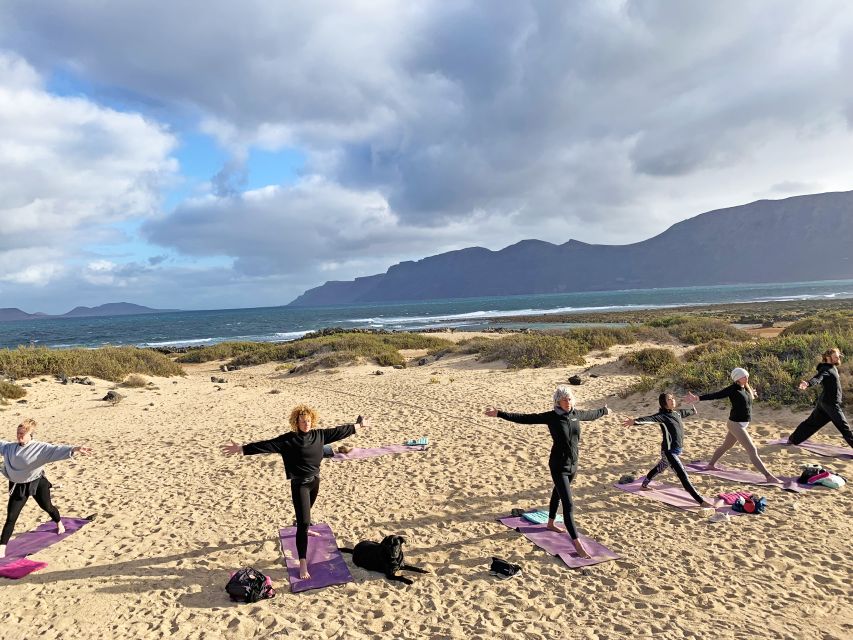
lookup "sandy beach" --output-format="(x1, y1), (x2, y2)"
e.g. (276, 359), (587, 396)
(0, 339), (850, 640)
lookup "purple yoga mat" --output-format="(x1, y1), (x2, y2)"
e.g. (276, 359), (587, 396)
(498, 515), (620, 568)
(613, 480), (745, 516)
(684, 461), (805, 493)
(766, 438), (853, 461)
(279, 523), (353, 593)
(330, 444), (427, 461)
(0, 516), (91, 579)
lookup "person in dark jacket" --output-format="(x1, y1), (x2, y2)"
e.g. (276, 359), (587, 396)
(787, 348), (852, 449)
(484, 385), (611, 559)
(221, 405), (369, 579)
(623, 393), (716, 510)
(684, 367), (781, 483)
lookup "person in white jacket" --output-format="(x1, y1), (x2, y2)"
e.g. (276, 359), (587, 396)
(0, 418), (91, 558)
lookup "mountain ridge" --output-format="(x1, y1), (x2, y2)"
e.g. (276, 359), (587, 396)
(289, 190), (853, 306)
(0, 303), (179, 323)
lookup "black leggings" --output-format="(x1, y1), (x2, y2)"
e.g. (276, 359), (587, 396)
(2, 476), (61, 545)
(547, 468), (579, 540)
(788, 404), (853, 449)
(643, 449), (705, 505)
(290, 476), (320, 559)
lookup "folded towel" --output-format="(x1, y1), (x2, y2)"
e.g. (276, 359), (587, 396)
(404, 437), (429, 446)
(521, 510), (563, 525)
(718, 491), (753, 505)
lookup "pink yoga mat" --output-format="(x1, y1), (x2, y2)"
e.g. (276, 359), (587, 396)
(330, 444), (427, 461)
(498, 515), (620, 568)
(613, 480), (745, 516)
(278, 523), (353, 593)
(0, 516), (91, 579)
(766, 438), (853, 461)
(684, 461), (805, 493)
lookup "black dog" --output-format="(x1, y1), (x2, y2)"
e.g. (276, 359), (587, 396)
(341, 535), (429, 585)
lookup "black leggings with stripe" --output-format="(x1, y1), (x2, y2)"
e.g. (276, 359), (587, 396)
(643, 449), (705, 505)
(547, 468), (579, 540)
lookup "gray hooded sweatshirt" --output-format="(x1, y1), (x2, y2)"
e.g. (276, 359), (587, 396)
(0, 440), (75, 485)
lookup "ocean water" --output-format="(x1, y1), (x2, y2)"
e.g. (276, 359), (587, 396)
(1, 279), (852, 350)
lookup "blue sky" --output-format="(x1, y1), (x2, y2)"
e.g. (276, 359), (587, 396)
(1, 1), (853, 313)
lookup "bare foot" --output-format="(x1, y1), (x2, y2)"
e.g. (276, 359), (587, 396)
(298, 559), (311, 580)
(307, 529), (321, 537)
(705, 464), (719, 471)
(56, 521), (65, 535)
(545, 519), (565, 533)
(700, 500), (716, 509)
(546, 522), (565, 534)
(764, 475), (782, 484)
(0, 544), (5, 559)
(572, 538), (592, 559)
(640, 483), (653, 491)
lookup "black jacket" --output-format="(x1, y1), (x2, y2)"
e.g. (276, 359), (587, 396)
(807, 363), (842, 407)
(634, 407), (696, 452)
(496, 407), (608, 474)
(699, 383), (753, 422)
(242, 424), (355, 480)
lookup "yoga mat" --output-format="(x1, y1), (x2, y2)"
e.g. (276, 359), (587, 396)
(278, 523), (353, 593)
(766, 438), (853, 461)
(330, 444), (427, 461)
(0, 516), (91, 579)
(685, 461), (806, 493)
(613, 480), (745, 516)
(498, 515), (620, 568)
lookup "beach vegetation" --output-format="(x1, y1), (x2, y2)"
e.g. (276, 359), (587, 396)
(120, 374), (149, 388)
(621, 347), (679, 374)
(0, 347), (184, 382)
(646, 316), (750, 344)
(0, 381), (26, 400)
(476, 334), (587, 368)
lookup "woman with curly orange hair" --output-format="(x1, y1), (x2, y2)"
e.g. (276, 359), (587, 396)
(221, 405), (369, 579)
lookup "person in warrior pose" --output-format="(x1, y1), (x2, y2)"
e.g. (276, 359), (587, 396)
(684, 367), (781, 483)
(0, 418), (92, 558)
(787, 347), (852, 449)
(221, 405), (369, 579)
(484, 386), (611, 559)
(623, 393), (716, 510)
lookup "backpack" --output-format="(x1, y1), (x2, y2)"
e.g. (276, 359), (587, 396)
(341, 535), (430, 585)
(731, 494), (767, 515)
(225, 567), (275, 603)
(798, 464), (826, 484)
(489, 557), (522, 579)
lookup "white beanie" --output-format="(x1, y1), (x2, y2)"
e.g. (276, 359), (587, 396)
(731, 367), (749, 382)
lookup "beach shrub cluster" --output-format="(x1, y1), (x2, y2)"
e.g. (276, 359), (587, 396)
(669, 332), (852, 407)
(0, 380), (26, 400)
(646, 316), (750, 345)
(621, 347), (678, 374)
(476, 334), (587, 368)
(0, 347), (184, 382)
(180, 332), (457, 371)
(780, 311), (853, 337)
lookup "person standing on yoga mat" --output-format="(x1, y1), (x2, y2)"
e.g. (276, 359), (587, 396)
(623, 394), (716, 510)
(221, 405), (369, 579)
(683, 368), (781, 483)
(0, 418), (92, 558)
(787, 347), (852, 449)
(484, 386), (611, 559)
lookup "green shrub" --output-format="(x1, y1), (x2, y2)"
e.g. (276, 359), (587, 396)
(0, 381), (26, 400)
(175, 342), (272, 363)
(478, 334), (586, 368)
(781, 311), (853, 336)
(0, 347), (184, 382)
(651, 317), (750, 345)
(622, 348), (678, 374)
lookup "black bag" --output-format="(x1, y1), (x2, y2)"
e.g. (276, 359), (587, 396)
(798, 464), (825, 484)
(490, 557), (521, 579)
(225, 567), (275, 603)
(341, 535), (430, 585)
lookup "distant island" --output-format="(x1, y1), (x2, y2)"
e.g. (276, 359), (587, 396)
(0, 302), (179, 323)
(289, 190), (853, 307)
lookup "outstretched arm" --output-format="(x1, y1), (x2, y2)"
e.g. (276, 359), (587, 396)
(800, 370), (827, 390)
(226, 434), (288, 456)
(575, 406), (611, 421)
(484, 408), (552, 424)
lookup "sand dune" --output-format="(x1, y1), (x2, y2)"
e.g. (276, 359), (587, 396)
(0, 343), (850, 639)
